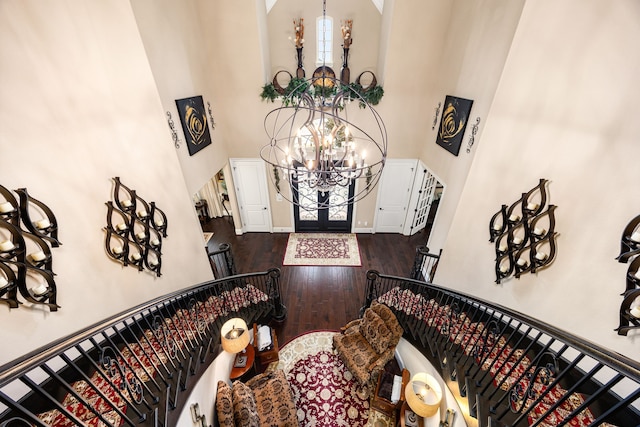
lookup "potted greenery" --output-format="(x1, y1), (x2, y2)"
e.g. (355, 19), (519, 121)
(260, 83), (279, 103)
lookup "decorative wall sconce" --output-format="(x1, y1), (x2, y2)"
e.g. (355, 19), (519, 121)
(207, 101), (216, 131)
(166, 111), (180, 149)
(104, 177), (168, 277)
(0, 184), (61, 311)
(432, 102), (441, 131)
(615, 214), (640, 335)
(489, 179), (558, 284)
(466, 117), (481, 153)
(292, 17), (305, 78)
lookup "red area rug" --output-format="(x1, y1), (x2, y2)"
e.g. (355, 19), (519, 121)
(279, 331), (371, 426)
(282, 233), (362, 266)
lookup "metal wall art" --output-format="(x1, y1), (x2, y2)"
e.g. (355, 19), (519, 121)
(489, 179), (558, 284)
(615, 214), (640, 335)
(0, 184), (61, 310)
(175, 95), (212, 156)
(104, 177), (167, 277)
(435, 95), (474, 157)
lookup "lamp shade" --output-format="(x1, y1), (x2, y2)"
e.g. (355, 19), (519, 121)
(221, 318), (250, 354)
(404, 372), (442, 418)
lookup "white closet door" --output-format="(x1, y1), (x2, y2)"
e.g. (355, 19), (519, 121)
(230, 159), (272, 233)
(374, 159), (418, 233)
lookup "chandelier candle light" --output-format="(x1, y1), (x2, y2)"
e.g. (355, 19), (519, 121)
(261, 0), (387, 210)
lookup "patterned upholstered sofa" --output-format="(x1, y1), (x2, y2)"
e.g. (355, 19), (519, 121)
(216, 369), (299, 427)
(333, 301), (404, 387)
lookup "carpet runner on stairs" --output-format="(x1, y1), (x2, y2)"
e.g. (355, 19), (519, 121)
(33, 284), (618, 426)
(377, 287), (617, 427)
(35, 285), (269, 426)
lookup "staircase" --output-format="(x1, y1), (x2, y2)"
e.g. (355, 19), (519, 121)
(1, 252), (639, 426)
(364, 270), (640, 426)
(0, 268), (285, 426)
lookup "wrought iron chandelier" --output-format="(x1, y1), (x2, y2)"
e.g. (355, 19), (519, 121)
(261, 1), (387, 210)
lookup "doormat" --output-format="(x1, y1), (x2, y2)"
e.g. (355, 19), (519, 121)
(283, 233), (362, 266)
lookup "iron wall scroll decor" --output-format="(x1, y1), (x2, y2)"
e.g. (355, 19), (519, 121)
(489, 179), (558, 284)
(614, 214), (640, 335)
(436, 95), (474, 157)
(0, 184), (61, 311)
(104, 177), (168, 277)
(175, 96), (212, 156)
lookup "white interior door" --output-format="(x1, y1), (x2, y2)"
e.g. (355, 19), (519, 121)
(374, 159), (418, 233)
(230, 158), (272, 233)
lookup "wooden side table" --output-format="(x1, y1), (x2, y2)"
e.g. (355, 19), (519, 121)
(371, 367), (409, 418)
(230, 344), (255, 380)
(253, 323), (279, 372)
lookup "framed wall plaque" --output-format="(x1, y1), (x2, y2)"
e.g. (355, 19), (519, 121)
(435, 95), (474, 156)
(175, 95), (212, 156)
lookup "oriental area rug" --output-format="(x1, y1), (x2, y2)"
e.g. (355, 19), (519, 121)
(277, 331), (393, 427)
(282, 233), (362, 267)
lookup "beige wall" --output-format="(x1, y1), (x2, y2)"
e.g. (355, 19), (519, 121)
(0, 0), (213, 365)
(436, 0), (640, 360)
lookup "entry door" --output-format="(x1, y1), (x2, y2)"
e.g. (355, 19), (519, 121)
(230, 159), (272, 232)
(374, 159), (418, 233)
(293, 168), (355, 232)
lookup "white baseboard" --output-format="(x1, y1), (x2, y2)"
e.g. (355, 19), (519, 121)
(272, 227), (294, 233)
(352, 228), (374, 234)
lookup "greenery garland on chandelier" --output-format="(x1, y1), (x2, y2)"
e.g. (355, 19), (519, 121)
(260, 77), (384, 108)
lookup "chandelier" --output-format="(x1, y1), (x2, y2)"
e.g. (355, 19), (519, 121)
(261, 2), (387, 210)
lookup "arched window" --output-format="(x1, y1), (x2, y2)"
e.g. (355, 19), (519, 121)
(316, 15), (333, 66)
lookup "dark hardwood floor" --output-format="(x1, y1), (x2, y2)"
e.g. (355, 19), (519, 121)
(203, 216), (427, 347)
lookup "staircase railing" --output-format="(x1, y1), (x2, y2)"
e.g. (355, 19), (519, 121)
(409, 245), (442, 282)
(207, 243), (237, 278)
(0, 268), (285, 427)
(364, 270), (640, 427)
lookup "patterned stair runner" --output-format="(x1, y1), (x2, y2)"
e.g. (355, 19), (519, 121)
(35, 285), (269, 426)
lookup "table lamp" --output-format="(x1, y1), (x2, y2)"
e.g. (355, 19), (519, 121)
(221, 318), (250, 353)
(405, 372), (443, 418)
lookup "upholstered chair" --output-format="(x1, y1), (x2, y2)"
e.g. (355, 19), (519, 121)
(333, 301), (404, 387)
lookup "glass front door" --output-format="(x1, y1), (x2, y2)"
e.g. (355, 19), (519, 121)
(293, 168), (354, 232)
